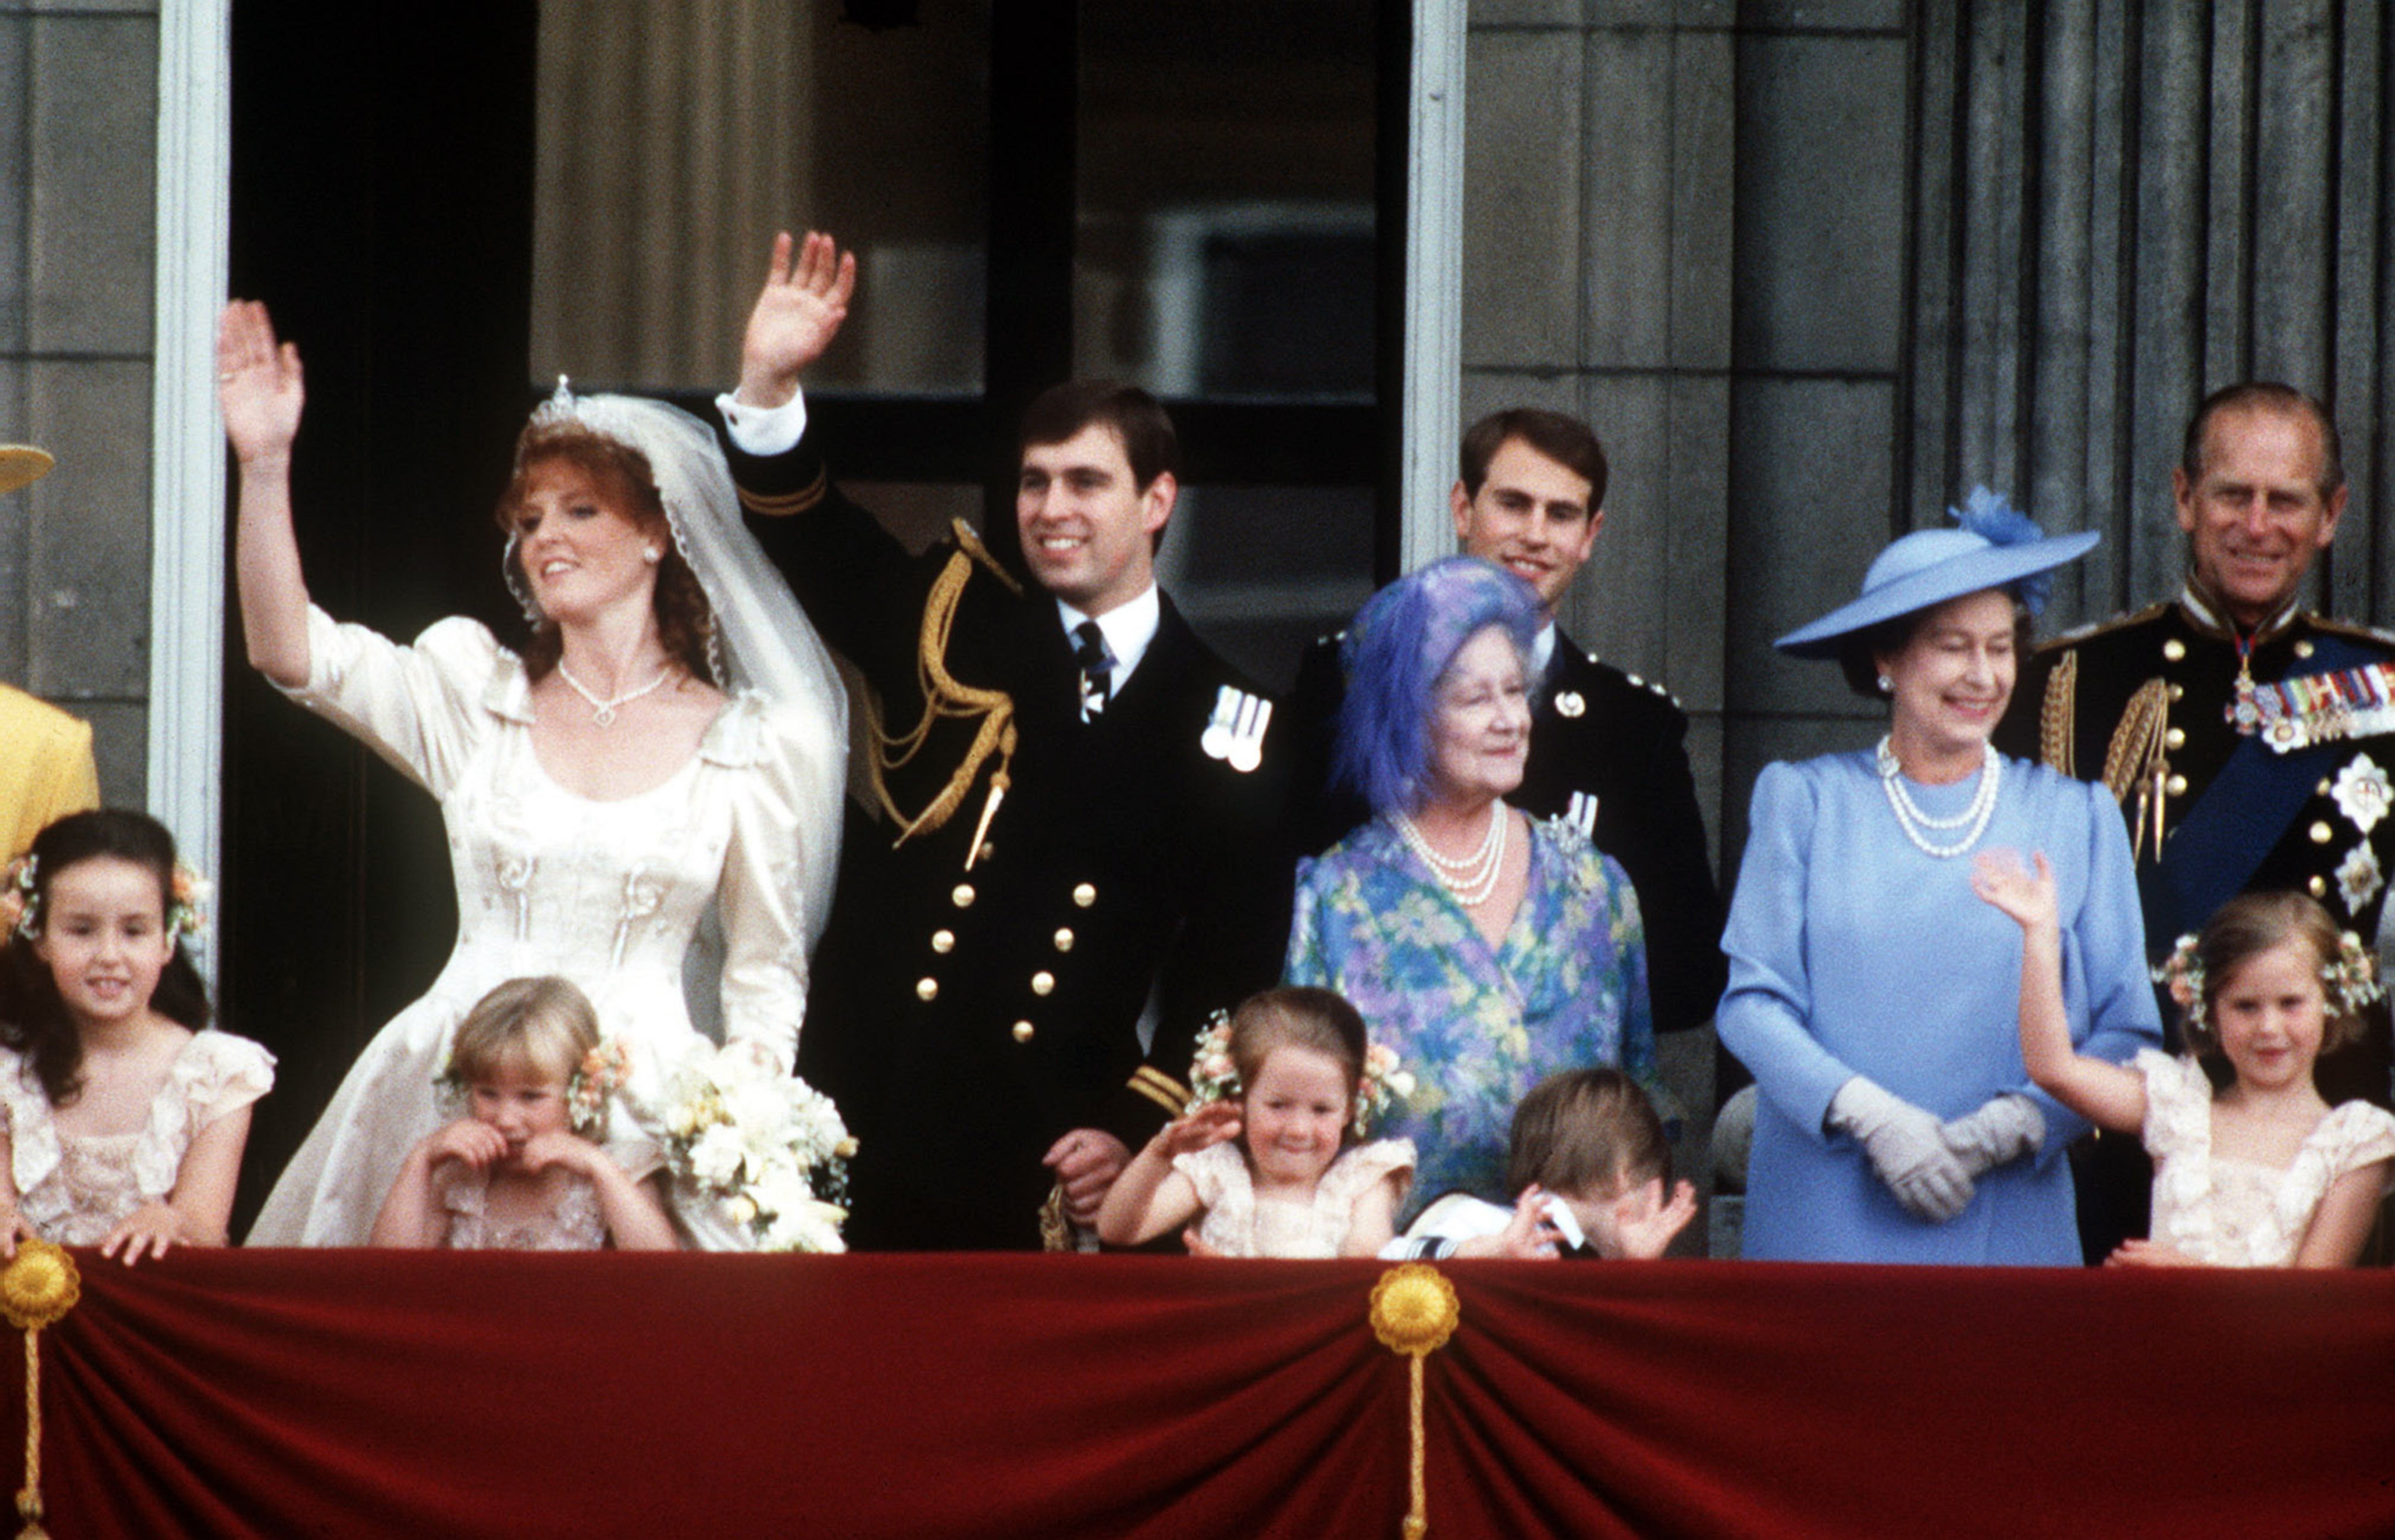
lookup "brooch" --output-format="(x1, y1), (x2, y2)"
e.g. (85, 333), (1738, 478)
(2332, 753), (2392, 835)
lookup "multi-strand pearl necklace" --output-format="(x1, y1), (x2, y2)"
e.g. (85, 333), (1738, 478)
(1394, 802), (1508, 907)
(558, 661), (673, 727)
(1876, 736), (2000, 857)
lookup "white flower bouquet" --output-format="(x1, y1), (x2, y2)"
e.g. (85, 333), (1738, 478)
(659, 1043), (855, 1253)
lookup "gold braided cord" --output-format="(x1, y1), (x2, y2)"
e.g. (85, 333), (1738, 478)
(2, 1241), (77, 1540)
(2098, 678), (2169, 803)
(2038, 651), (2079, 778)
(867, 535), (1022, 849)
(1371, 1264), (1459, 1539)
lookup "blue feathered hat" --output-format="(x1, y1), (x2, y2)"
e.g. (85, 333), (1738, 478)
(1773, 488), (2098, 659)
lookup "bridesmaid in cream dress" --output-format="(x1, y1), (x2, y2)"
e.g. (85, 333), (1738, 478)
(218, 302), (847, 1249)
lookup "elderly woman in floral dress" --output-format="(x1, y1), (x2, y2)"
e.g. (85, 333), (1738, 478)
(1285, 557), (1651, 1217)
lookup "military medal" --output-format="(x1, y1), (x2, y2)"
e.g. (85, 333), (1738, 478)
(2332, 754), (2392, 835)
(2249, 660), (2395, 754)
(1201, 686), (1271, 774)
(2227, 629), (2262, 734)
(2337, 840), (2384, 912)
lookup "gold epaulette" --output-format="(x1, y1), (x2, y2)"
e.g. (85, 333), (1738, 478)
(2308, 614), (2395, 652)
(866, 527), (1022, 857)
(2033, 600), (2172, 654)
(737, 460), (827, 519)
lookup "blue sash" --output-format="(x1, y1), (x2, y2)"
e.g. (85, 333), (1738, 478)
(2138, 630), (2377, 949)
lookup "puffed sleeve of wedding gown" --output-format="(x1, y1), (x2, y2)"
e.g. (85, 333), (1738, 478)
(709, 690), (844, 1067)
(273, 606), (505, 800)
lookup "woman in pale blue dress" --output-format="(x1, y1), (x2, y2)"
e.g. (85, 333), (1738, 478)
(1718, 492), (2162, 1264)
(1285, 558), (1651, 1216)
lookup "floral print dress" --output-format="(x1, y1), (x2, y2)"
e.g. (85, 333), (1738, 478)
(1285, 814), (1651, 1217)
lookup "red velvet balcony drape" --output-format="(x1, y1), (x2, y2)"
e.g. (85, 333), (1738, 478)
(8, 1251), (2387, 1538)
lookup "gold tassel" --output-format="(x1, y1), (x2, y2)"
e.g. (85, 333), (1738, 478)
(2, 1241), (80, 1540)
(1370, 1263), (1459, 1539)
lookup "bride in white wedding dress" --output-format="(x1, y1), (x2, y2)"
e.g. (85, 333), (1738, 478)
(218, 301), (846, 1249)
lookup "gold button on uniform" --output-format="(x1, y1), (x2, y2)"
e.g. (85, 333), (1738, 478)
(1031, 971), (1056, 996)
(2295, 639), (2316, 659)
(2168, 683), (2184, 702)
(916, 977), (940, 1001)
(2165, 774), (2187, 797)
(2163, 639), (2186, 662)
(2319, 779), (2334, 796)
(931, 929), (955, 954)
(952, 883), (976, 908)
(978, 842), (997, 863)
(1012, 1021), (1035, 1043)
(1072, 883), (1097, 908)
(1053, 928), (1075, 952)
(2311, 876), (2330, 898)
(2164, 727), (2185, 750)
(2311, 821), (2334, 844)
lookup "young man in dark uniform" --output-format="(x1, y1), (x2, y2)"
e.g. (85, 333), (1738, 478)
(718, 234), (1291, 1249)
(2000, 382), (2395, 1255)
(1289, 408), (1725, 1037)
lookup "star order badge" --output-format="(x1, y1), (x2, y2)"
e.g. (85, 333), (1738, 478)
(2332, 753), (2392, 835)
(2337, 840), (2384, 913)
(1555, 691), (1585, 719)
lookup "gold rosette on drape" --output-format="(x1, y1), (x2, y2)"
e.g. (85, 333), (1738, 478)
(1370, 1263), (1459, 1539)
(2, 1240), (79, 1540)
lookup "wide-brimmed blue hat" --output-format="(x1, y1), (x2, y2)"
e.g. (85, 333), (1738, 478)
(1773, 488), (2098, 659)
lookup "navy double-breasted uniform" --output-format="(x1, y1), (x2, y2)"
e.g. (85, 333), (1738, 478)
(726, 435), (1293, 1249)
(1288, 628), (1724, 1036)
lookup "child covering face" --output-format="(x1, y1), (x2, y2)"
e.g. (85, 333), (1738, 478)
(1096, 987), (1414, 1258)
(1388, 1067), (1696, 1261)
(370, 977), (679, 1251)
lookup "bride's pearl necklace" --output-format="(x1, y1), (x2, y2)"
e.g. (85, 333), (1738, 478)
(1394, 802), (1508, 907)
(1876, 736), (2000, 857)
(558, 661), (673, 727)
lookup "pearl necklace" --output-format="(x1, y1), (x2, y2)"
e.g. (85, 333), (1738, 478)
(557, 661), (673, 727)
(1875, 736), (2000, 857)
(1394, 803), (1508, 907)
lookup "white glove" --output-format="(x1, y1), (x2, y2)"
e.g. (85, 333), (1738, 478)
(1940, 1093), (2046, 1177)
(1827, 1077), (1975, 1223)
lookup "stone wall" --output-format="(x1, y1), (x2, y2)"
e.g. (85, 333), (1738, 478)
(0, 0), (158, 807)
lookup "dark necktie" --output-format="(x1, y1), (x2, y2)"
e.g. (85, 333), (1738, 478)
(1073, 620), (1114, 717)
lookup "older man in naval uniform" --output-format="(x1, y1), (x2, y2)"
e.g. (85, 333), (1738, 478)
(1290, 408), (1724, 1037)
(716, 234), (1292, 1250)
(2001, 382), (2395, 1255)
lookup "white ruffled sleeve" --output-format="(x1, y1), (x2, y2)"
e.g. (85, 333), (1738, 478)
(0, 1047), (60, 1203)
(2311, 1101), (2395, 1194)
(275, 606), (510, 800)
(1319, 1138), (1416, 1214)
(2135, 1050), (2212, 1162)
(132, 1031), (277, 1207)
(710, 691), (844, 1065)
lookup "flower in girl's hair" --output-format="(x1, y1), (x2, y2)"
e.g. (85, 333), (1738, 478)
(1354, 1042), (1415, 1139)
(1184, 1011), (1241, 1111)
(2153, 933), (2206, 1034)
(166, 862), (213, 942)
(566, 1040), (633, 1136)
(1, 855), (36, 941)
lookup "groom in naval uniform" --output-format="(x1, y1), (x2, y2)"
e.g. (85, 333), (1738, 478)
(1999, 382), (2395, 1255)
(717, 234), (1292, 1250)
(1289, 408), (1725, 1037)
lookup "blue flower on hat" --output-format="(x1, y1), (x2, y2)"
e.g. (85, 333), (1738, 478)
(1948, 487), (2057, 616)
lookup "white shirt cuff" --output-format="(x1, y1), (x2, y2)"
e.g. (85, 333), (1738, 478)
(715, 385), (810, 457)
